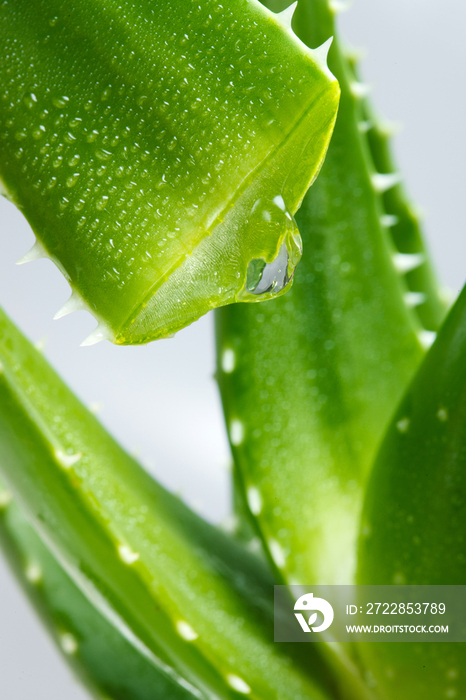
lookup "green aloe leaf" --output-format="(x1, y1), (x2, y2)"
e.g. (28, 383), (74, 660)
(345, 51), (448, 332)
(356, 284), (466, 700)
(0, 478), (200, 700)
(216, 0), (425, 591)
(0, 306), (337, 700)
(0, 0), (339, 345)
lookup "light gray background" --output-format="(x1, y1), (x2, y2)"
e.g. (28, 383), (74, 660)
(0, 1), (465, 696)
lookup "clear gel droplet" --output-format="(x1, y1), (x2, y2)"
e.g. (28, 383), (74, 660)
(239, 195), (302, 300)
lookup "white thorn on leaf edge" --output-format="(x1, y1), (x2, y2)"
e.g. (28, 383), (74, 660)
(350, 81), (371, 99)
(358, 120), (372, 133)
(393, 252), (425, 274)
(54, 289), (87, 320)
(329, 0), (350, 14)
(378, 120), (402, 137)
(16, 239), (48, 265)
(372, 172), (402, 193)
(418, 330), (437, 350)
(81, 322), (113, 347)
(380, 214), (399, 228)
(310, 37), (335, 81)
(404, 291), (427, 308)
(276, 1), (297, 30)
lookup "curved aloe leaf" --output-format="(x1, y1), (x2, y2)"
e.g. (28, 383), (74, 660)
(216, 0), (424, 591)
(356, 284), (466, 699)
(0, 306), (339, 700)
(0, 0), (339, 345)
(345, 52), (448, 332)
(0, 480), (201, 700)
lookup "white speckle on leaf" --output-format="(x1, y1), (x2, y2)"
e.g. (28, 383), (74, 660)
(0, 490), (12, 509)
(226, 675), (251, 694)
(437, 408), (448, 422)
(176, 620), (198, 641)
(396, 417), (410, 434)
(269, 539), (286, 568)
(247, 486), (262, 515)
(55, 449), (82, 469)
(221, 348), (236, 373)
(118, 544), (140, 565)
(60, 632), (78, 655)
(25, 563), (42, 584)
(230, 420), (244, 446)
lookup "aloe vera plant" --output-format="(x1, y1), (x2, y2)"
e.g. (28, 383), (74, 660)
(0, 0), (464, 698)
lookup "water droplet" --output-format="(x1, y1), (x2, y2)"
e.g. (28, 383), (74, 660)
(96, 148), (112, 161)
(66, 173), (80, 188)
(96, 196), (109, 210)
(52, 96), (69, 108)
(32, 125), (46, 140)
(24, 92), (38, 109)
(239, 196), (302, 301)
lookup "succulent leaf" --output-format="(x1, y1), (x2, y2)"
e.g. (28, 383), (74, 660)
(345, 51), (449, 332)
(216, 0), (424, 592)
(356, 283), (466, 699)
(0, 480), (203, 700)
(0, 306), (336, 700)
(0, 0), (339, 344)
